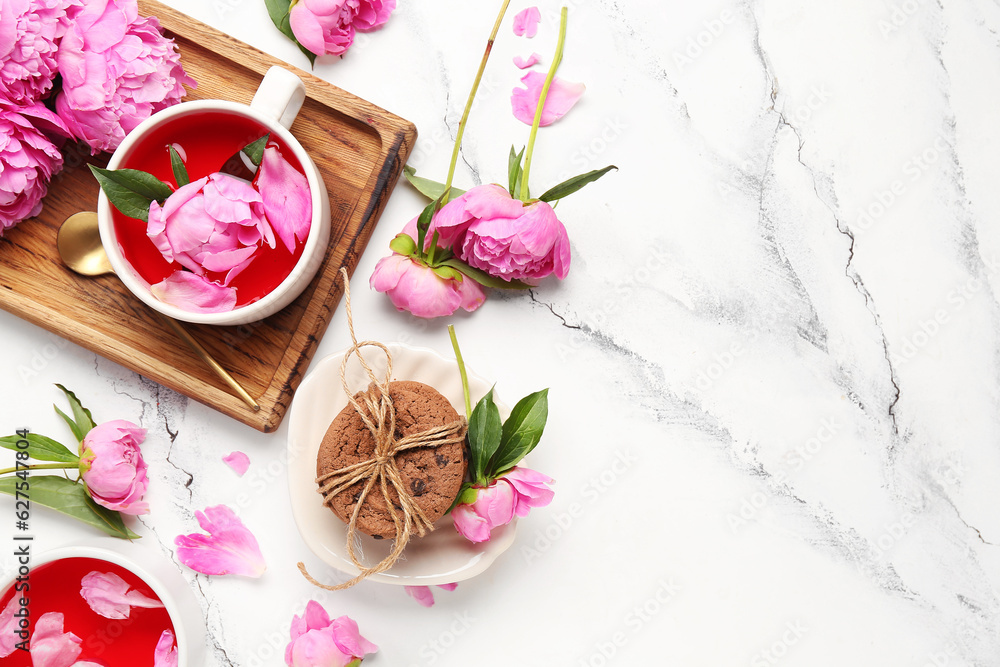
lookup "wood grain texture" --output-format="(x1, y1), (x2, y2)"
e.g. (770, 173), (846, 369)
(0, 0), (416, 433)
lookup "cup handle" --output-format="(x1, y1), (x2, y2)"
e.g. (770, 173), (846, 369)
(250, 66), (306, 130)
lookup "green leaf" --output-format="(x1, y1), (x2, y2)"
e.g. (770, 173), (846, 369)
(0, 434), (79, 464)
(88, 165), (173, 222)
(55, 384), (96, 441)
(242, 133), (269, 167)
(265, 0), (317, 66)
(538, 165), (618, 203)
(431, 265), (465, 281)
(55, 406), (83, 443)
(403, 165), (466, 201)
(389, 233), (417, 257)
(169, 146), (189, 187)
(439, 258), (532, 290)
(0, 476), (140, 539)
(508, 145), (525, 197)
(488, 389), (549, 477)
(468, 388), (502, 483)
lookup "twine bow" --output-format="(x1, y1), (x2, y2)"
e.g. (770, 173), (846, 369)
(298, 269), (467, 591)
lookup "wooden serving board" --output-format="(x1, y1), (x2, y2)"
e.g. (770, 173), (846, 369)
(0, 0), (416, 432)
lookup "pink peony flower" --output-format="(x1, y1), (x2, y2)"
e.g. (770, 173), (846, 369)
(0, 0), (76, 105)
(0, 103), (67, 235)
(80, 570), (164, 619)
(150, 271), (238, 313)
(55, 0), (195, 154)
(256, 145), (312, 253)
(404, 583), (457, 608)
(452, 466), (554, 543)
(370, 253), (485, 318)
(147, 172), (274, 292)
(512, 7), (541, 38)
(222, 450), (251, 476)
(285, 600), (377, 667)
(289, 0), (395, 58)
(154, 629), (178, 667)
(78, 419), (149, 515)
(430, 184), (571, 283)
(513, 52), (541, 69)
(511, 71), (585, 126)
(174, 505), (267, 577)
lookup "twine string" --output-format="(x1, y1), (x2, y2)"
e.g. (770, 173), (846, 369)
(298, 269), (467, 591)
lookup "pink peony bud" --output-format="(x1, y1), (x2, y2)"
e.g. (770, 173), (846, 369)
(452, 467), (554, 543)
(0, 0), (76, 105)
(285, 601), (377, 667)
(55, 0), (195, 154)
(431, 184), (571, 283)
(370, 253), (485, 318)
(0, 103), (67, 235)
(289, 0), (395, 58)
(78, 419), (149, 515)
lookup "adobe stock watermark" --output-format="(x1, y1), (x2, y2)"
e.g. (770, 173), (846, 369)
(891, 254), (1000, 367)
(521, 450), (637, 564)
(878, 0), (926, 39)
(405, 612), (476, 667)
(577, 578), (681, 667)
(17, 335), (71, 384)
(672, 9), (737, 72)
(554, 116), (628, 183)
(555, 244), (668, 361)
(728, 417), (840, 533)
(750, 621), (808, 666)
(853, 132), (951, 236)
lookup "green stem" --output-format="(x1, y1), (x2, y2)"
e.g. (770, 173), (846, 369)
(520, 7), (568, 202)
(442, 0), (512, 205)
(448, 325), (473, 418)
(427, 230), (440, 265)
(0, 462), (78, 477)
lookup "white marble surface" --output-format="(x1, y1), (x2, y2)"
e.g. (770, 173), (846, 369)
(3, 0), (1000, 664)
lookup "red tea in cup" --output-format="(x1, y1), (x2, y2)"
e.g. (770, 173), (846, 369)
(111, 110), (309, 307)
(0, 556), (175, 666)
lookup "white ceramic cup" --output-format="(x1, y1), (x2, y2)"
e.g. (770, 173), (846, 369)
(97, 66), (332, 326)
(0, 540), (206, 666)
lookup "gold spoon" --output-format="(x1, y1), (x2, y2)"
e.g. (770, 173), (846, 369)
(57, 212), (261, 412)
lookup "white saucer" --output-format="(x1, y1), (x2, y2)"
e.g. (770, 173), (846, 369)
(286, 343), (516, 585)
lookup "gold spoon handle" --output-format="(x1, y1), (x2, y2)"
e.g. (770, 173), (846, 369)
(155, 313), (260, 412)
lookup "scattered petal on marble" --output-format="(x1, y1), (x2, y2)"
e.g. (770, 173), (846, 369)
(513, 52), (541, 69)
(223, 450), (251, 477)
(174, 505), (266, 577)
(512, 7), (540, 37)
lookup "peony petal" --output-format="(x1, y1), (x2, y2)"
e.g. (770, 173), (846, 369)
(513, 52), (541, 69)
(329, 616), (379, 658)
(174, 504), (267, 577)
(29, 612), (81, 667)
(512, 7), (541, 37)
(151, 271), (238, 313)
(511, 71), (586, 126)
(80, 570), (164, 619)
(404, 586), (435, 608)
(222, 451), (250, 477)
(0, 593), (20, 657)
(153, 629), (178, 667)
(437, 583), (459, 592)
(369, 254), (468, 318)
(451, 502), (492, 543)
(256, 146), (312, 254)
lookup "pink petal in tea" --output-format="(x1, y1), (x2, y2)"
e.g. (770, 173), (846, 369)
(223, 451), (251, 476)
(153, 629), (179, 667)
(174, 505), (266, 577)
(256, 146), (312, 254)
(513, 7), (541, 37)
(511, 71), (585, 126)
(151, 271), (238, 313)
(29, 612), (81, 667)
(80, 570), (165, 620)
(0, 593), (19, 657)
